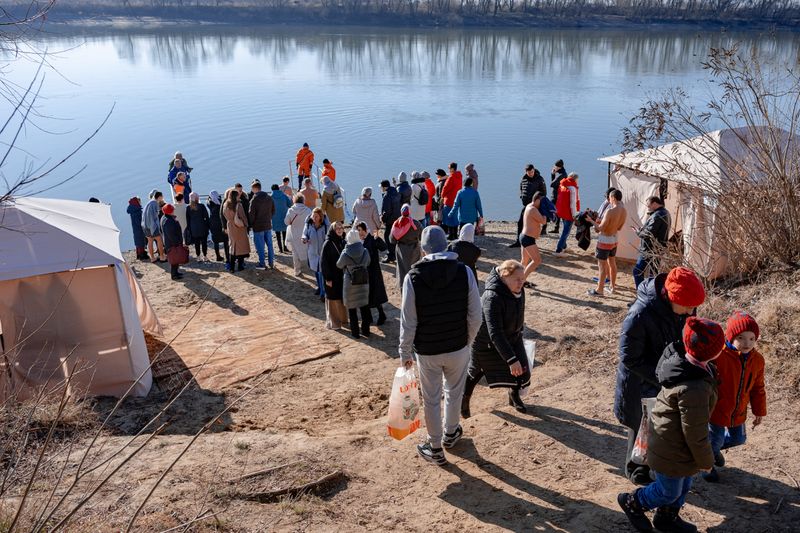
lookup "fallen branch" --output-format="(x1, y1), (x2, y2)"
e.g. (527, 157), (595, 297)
(224, 348), (341, 388)
(227, 461), (303, 484)
(777, 468), (800, 490)
(159, 508), (221, 533)
(288, 348), (341, 367)
(237, 470), (346, 503)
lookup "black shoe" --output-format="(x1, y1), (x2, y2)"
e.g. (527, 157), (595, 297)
(713, 450), (725, 467)
(376, 312), (387, 326)
(653, 506), (697, 533)
(508, 242), (521, 248)
(617, 491), (654, 532)
(215, 255), (225, 262)
(361, 322), (371, 337)
(508, 389), (527, 413)
(442, 425), (463, 449)
(460, 394), (472, 419)
(416, 443), (447, 466)
(702, 468), (720, 483)
(314, 288), (321, 296)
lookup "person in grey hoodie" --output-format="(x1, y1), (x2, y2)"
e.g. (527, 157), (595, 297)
(142, 190), (166, 263)
(399, 225), (482, 466)
(337, 229), (372, 339)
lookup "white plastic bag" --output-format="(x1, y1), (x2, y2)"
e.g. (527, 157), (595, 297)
(631, 397), (657, 465)
(387, 366), (422, 440)
(518, 340), (536, 398)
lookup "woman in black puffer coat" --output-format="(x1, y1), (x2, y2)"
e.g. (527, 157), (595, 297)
(461, 260), (530, 417)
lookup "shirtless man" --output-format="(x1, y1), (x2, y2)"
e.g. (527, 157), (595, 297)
(588, 189), (627, 296)
(520, 192), (547, 288)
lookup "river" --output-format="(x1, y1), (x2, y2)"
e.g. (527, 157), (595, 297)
(4, 26), (798, 248)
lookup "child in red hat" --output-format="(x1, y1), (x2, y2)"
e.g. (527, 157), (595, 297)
(702, 311), (767, 482)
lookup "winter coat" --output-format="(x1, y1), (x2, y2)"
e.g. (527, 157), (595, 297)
(322, 191), (345, 224)
(167, 168), (192, 198)
(447, 240), (481, 276)
(363, 233), (388, 307)
(575, 210), (596, 251)
(410, 177), (427, 221)
(614, 273), (689, 429)
(710, 344), (766, 428)
(398, 181), (412, 207)
(638, 206), (671, 254)
(381, 186), (401, 226)
(452, 187), (483, 225)
(285, 203), (311, 261)
(555, 176), (580, 221)
(336, 242), (371, 309)
(538, 196), (558, 222)
(271, 190), (292, 232)
(185, 203), (210, 245)
(160, 215), (183, 252)
(389, 223), (422, 289)
(296, 146), (314, 175)
(550, 167), (567, 197)
(320, 228), (346, 301)
(322, 162), (336, 181)
(441, 171), (462, 208)
(207, 200), (226, 243)
(424, 178), (436, 214)
(352, 197), (381, 233)
(647, 341), (718, 477)
(300, 187), (319, 209)
(143, 199), (161, 237)
(470, 268), (530, 389)
(520, 170), (546, 206)
(302, 216), (330, 272)
(248, 191), (275, 232)
(127, 203), (146, 248)
(224, 203), (251, 257)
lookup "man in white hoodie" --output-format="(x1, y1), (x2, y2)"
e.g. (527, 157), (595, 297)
(409, 171), (428, 227)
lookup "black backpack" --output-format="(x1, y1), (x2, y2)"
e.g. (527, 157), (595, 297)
(351, 263), (369, 285)
(416, 186), (429, 207)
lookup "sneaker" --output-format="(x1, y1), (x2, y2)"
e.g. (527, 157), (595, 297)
(416, 442), (447, 466)
(441, 425), (463, 449)
(713, 450), (725, 467)
(257, 263), (266, 268)
(617, 492), (654, 532)
(553, 250), (565, 256)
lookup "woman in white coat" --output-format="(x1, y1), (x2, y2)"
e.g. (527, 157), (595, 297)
(284, 194), (312, 276)
(351, 187), (381, 234)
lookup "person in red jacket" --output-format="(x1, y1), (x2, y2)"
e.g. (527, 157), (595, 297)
(703, 311), (767, 482)
(422, 171), (435, 226)
(441, 162), (463, 240)
(554, 172), (580, 254)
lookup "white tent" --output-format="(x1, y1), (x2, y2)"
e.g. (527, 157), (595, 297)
(599, 126), (796, 279)
(0, 197), (159, 400)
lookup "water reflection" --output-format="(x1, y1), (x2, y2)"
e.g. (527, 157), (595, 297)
(46, 26), (799, 78)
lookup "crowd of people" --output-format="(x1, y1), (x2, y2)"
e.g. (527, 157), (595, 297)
(125, 148), (768, 532)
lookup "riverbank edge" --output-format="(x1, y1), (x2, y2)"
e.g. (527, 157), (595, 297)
(43, 7), (799, 32)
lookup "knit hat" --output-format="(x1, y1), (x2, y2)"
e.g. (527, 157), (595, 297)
(346, 229), (361, 245)
(664, 267), (705, 308)
(421, 225), (448, 254)
(400, 204), (411, 217)
(162, 203), (175, 216)
(435, 169), (447, 177)
(398, 172), (408, 183)
(189, 192), (199, 203)
(683, 317), (725, 362)
(422, 171), (431, 179)
(726, 311), (760, 341)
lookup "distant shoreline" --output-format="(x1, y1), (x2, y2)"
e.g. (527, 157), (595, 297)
(44, 7), (799, 33)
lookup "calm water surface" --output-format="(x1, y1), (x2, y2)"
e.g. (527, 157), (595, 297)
(6, 26), (799, 248)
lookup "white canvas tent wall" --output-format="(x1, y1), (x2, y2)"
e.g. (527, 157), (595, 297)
(0, 197), (160, 400)
(599, 126), (796, 279)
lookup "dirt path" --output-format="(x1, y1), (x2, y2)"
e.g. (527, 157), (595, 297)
(81, 223), (799, 532)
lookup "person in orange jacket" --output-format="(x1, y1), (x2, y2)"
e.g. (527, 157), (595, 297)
(295, 143), (315, 190)
(441, 162), (463, 240)
(322, 158), (336, 181)
(703, 311), (767, 483)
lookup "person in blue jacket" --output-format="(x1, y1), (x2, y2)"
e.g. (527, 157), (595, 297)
(127, 196), (148, 260)
(271, 184), (292, 254)
(452, 177), (483, 229)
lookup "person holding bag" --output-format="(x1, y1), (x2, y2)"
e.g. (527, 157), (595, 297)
(337, 229), (372, 339)
(161, 203), (187, 281)
(461, 260), (530, 417)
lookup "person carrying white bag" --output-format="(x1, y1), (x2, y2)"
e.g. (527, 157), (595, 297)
(397, 226), (482, 466)
(387, 366), (423, 440)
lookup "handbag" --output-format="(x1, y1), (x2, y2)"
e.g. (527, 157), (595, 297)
(168, 245), (190, 265)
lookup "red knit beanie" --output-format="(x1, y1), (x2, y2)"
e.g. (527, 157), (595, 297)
(725, 311), (760, 341)
(162, 203), (175, 216)
(664, 267), (705, 308)
(683, 316), (725, 362)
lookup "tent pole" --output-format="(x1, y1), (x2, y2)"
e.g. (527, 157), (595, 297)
(607, 162), (611, 189)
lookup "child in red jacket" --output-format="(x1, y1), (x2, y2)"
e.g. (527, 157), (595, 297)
(703, 311), (767, 482)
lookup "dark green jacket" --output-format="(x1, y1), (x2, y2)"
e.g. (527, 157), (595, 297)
(647, 342), (718, 478)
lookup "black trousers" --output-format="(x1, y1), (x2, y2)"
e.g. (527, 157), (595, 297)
(349, 306), (372, 335)
(194, 241), (208, 257)
(213, 238), (229, 262)
(275, 230), (287, 252)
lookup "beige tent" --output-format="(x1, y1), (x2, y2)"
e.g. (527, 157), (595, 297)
(0, 198), (160, 400)
(599, 126), (795, 279)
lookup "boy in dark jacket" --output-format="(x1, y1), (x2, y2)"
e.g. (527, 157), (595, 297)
(703, 311), (767, 482)
(619, 317), (725, 533)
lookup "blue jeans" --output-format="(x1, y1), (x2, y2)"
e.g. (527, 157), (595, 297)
(709, 423), (747, 455)
(252, 229), (274, 267)
(315, 271), (326, 297)
(637, 472), (693, 510)
(556, 219), (574, 252)
(417, 217), (427, 229)
(633, 254), (651, 289)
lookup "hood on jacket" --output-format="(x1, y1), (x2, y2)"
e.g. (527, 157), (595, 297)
(634, 273), (675, 319)
(411, 174), (426, 184)
(483, 267), (514, 299)
(459, 223), (475, 243)
(657, 341), (715, 387)
(413, 253), (461, 290)
(326, 224), (344, 243)
(560, 175), (578, 189)
(344, 241), (365, 259)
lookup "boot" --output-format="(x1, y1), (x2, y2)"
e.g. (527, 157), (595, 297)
(361, 320), (371, 337)
(376, 305), (387, 326)
(508, 388), (527, 413)
(617, 491), (653, 532)
(461, 374), (479, 419)
(350, 321), (360, 339)
(653, 506), (697, 533)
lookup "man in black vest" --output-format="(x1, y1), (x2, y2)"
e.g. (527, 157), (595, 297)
(399, 225), (482, 466)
